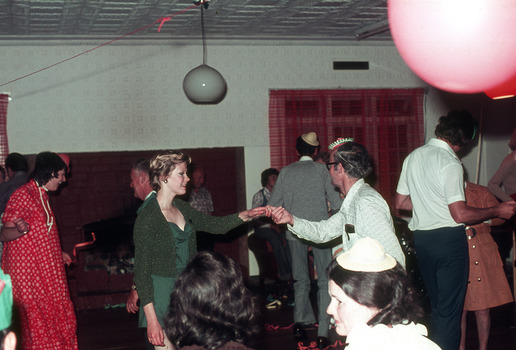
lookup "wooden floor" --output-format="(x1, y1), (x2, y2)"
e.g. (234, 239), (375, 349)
(76, 276), (516, 350)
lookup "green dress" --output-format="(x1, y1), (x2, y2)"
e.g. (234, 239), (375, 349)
(139, 221), (192, 327)
(133, 193), (244, 328)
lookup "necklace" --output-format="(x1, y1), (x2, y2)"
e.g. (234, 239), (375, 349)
(35, 181), (54, 233)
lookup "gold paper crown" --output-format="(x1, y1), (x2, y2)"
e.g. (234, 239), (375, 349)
(328, 137), (354, 150)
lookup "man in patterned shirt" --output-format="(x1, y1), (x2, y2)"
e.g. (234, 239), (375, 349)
(270, 140), (405, 267)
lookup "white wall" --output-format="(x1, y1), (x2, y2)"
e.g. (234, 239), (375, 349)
(1, 39), (514, 275)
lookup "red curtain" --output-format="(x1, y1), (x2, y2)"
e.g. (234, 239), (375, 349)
(0, 94), (10, 166)
(269, 89), (425, 207)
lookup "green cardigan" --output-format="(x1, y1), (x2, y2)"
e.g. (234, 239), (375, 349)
(133, 194), (244, 307)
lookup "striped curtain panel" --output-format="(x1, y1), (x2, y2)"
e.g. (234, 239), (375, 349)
(268, 88), (425, 208)
(0, 94), (10, 166)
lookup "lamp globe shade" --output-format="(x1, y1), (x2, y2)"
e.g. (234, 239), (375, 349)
(183, 64), (227, 104)
(388, 0), (516, 94)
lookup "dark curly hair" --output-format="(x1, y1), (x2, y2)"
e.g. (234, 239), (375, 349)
(434, 109), (478, 148)
(165, 251), (260, 350)
(260, 168), (279, 187)
(327, 259), (424, 327)
(31, 152), (68, 186)
(332, 142), (372, 179)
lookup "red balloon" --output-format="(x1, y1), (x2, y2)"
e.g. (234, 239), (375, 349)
(388, 0), (516, 94)
(485, 75), (516, 100)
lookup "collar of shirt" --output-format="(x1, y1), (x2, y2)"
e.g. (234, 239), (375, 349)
(428, 138), (461, 162)
(299, 155), (313, 162)
(144, 191), (156, 201)
(342, 178), (365, 210)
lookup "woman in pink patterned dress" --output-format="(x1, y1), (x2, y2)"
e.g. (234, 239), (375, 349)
(0, 152), (77, 350)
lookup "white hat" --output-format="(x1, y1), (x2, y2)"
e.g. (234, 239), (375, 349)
(336, 237), (397, 272)
(301, 132), (319, 146)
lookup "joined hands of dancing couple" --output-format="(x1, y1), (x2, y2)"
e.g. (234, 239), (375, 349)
(266, 206), (295, 226)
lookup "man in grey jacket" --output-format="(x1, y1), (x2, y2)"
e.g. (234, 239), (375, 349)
(268, 132), (342, 349)
(271, 140), (405, 267)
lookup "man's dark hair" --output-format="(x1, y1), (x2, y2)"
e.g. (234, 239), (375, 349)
(295, 136), (318, 156)
(31, 152), (67, 185)
(328, 259), (425, 327)
(260, 168), (279, 187)
(5, 153), (28, 172)
(332, 142), (372, 179)
(313, 151), (330, 164)
(165, 251), (260, 350)
(434, 109), (478, 147)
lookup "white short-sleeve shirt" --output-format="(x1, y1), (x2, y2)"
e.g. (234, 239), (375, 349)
(397, 138), (465, 231)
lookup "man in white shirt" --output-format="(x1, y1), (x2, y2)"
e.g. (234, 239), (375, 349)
(271, 140), (405, 267)
(395, 110), (516, 350)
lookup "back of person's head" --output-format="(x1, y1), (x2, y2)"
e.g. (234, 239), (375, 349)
(131, 158), (150, 177)
(332, 142), (373, 179)
(5, 153), (28, 173)
(31, 152), (68, 185)
(165, 251), (260, 350)
(434, 109), (478, 147)
(313, 151), (330, 164)
(260, 168), (279, 187)
(149, 150), (191, 192)
(328, 238), (424, 327)
(295, 132), (319, 156)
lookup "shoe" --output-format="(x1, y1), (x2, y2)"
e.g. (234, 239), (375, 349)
(316, 336), (330, 350)
(265, 299), (282, 309)
(293, 323), (307, 340)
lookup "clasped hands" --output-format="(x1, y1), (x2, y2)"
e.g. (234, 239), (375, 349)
(242, 206), (294, 226)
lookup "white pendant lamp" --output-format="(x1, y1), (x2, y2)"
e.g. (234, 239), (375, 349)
(183, 2), (227, 104)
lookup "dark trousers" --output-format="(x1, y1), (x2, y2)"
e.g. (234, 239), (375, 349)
(253, 227), (292, 281)
(414, 226), (469, 350)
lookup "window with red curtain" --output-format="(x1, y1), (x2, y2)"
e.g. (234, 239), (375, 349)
(269, 89), (425, 208)
(0, 94), (10, 166)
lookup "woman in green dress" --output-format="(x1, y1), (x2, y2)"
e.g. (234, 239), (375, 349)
(133, 150), (267, 349)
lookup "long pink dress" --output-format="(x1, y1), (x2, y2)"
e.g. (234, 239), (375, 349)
(463, 182), (513, 311)
(2, 180), (77, 349)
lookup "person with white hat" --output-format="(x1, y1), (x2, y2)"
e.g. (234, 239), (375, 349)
(327, 237), (441, 350)
(268, 132), (343, 349)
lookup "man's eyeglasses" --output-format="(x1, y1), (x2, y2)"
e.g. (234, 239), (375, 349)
(326, 161), (338, 170)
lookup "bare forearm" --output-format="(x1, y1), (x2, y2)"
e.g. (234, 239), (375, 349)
(0, 226), (25, 242)
(395, 193), (413, 211)
(453, 206), (498, 225)
(449, 201), (516, 225)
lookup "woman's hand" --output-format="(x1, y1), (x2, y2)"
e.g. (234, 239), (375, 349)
(143, 303), (165, 347)
(126, 289), (139, 313)
(14, 218), (30, 234)
(147, 319), (165, 347)
(238, 207), (271, 221)
(62, 251), (73, 266)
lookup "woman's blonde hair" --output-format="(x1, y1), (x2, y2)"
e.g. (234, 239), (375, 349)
(149, 150), (191, 191)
